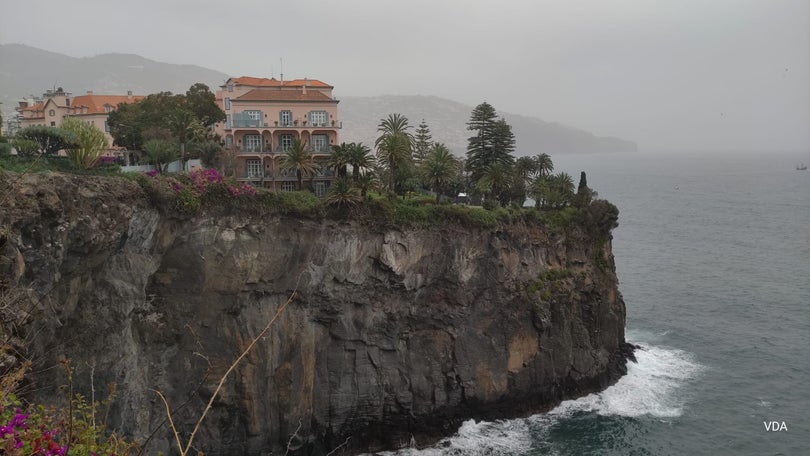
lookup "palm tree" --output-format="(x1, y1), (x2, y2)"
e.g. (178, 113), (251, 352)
(374, 113), (414, 149)
(376, 133), (411, 193)
(280, 139), (316, 191)
(355, 171), (380, 198)
(476, 163), (513, 206)
(375, 114), (415, 194)
(532, 172), (575, 209)
(514, 156), (539, 182)
(421, 143), (459, 204)
(548, 172), (575, 208)
(534, 153), (554, 178)
(143, 139), (177, 173)
(327, 143), (350, 177)
(323, 177), (362, 208)
(167, 109), (204, 171)
(346, 142), (374, 183)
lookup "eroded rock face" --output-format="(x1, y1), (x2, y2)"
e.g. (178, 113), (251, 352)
(0, 172), (628, 455)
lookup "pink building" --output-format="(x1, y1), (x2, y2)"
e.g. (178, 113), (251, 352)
(16, 88), (143, 157)
(214, 77), (341, 194)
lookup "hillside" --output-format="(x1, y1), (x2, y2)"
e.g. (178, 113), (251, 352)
(339, 95), (637, 156)
(0, 43), (229, 103)
(1, 44), (637, 154)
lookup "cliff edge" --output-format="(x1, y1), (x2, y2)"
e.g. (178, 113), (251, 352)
(0, 171), (630, 455)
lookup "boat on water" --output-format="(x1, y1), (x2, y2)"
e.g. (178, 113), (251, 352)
(797, 163), (808, 170)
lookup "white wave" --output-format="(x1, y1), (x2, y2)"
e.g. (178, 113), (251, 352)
(371, 341), (702, 455)
(372, 419), (532, 456)
(542, 343), (703, 420)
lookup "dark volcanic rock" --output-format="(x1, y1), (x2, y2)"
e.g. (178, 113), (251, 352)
(0, 171), (629, 455)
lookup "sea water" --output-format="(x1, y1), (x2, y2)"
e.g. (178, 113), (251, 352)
(374, 151), (810, 455)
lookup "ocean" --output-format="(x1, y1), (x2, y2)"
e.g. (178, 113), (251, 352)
(377, 151), (810, 455)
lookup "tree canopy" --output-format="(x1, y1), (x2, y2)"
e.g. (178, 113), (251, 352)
(14, 126), (76, 157)
(107, 84), (224, 151)
(465, 102), (515, 184)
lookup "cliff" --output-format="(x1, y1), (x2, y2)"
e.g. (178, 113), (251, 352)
(0, 171), (630, 455)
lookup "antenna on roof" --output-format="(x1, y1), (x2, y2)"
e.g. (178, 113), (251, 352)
(280, 57), (284, 84)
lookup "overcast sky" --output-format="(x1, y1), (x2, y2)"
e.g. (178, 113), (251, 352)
(1, 0), (808, 153)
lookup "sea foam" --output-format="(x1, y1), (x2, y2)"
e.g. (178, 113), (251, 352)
(371, 339), (702, 455)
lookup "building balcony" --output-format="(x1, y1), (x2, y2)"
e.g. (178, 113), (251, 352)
(226, 120), (343, 130)
(238, 147), (333, 155)
(236, 169), (336, 181)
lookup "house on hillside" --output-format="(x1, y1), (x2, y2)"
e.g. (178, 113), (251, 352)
(213, 77), (341, 194)
(16, 88), (143, 161)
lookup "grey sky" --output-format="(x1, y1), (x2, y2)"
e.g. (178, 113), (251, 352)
(1, 0), (808, 152)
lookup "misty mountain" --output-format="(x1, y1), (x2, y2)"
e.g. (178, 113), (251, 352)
(0, 43), (229, 105)
(339, 95), (637, 156)
(1, 44), (636, 154)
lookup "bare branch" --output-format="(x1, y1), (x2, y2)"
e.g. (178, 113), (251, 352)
(182, 277), (300, 455)
(326, 436), (351, 456)
(285, 418), (303, 456)
(153, 389), (186, 456)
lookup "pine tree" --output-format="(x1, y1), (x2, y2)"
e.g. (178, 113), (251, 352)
(465, 102), (515, 184)
(413, 119), (433, 164)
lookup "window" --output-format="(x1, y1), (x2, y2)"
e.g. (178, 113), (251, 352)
(279, 134), (293, 151)
(225, 114), (231, 129)
(246, 110), (261, 121)
(49, 109), (55, 117)
(246, 159), (261, 178)
(244, 135), (261, 152)
(281, 181), (296, 192)
(311, 135), (329, 153)
(225, 135), (233, 147)
(309, 111), (327, 127)
(224, 98), (230, 110)
(314, 182), (328, 197)
(104, 105), (112, 113)
(227, 83), (234, 92)
(104, 121), (109, 132)
(279, 110), (292, 127)
(50, 121), (56, 126)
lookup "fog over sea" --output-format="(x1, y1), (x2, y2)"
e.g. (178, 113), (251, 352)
(373, 151), (810, 455)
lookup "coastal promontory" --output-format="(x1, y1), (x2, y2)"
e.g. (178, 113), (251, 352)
(0, 171), (630, 455)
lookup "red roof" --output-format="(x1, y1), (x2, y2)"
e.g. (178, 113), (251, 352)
(226, 76), (333, 88)
(68, 94), (144, 115)
(18, 102), (44, 112)
(234, 89), (337, 102)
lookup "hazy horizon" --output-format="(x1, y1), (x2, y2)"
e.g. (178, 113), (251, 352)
(1, 0), (808, 154)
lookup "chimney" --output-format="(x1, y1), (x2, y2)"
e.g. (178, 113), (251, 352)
(127, 90), (133, 99)
(86, 90), (93, 95)
(302, 78), (307, 95)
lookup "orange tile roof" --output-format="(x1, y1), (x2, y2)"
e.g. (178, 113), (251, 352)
(235, 89), (337, 102)
(68, 94), (144, 115)
(226, 76), (332, 88)
(18, 102), (44, 112)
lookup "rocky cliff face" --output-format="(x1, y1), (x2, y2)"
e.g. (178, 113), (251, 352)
(0, 172), (629, 455)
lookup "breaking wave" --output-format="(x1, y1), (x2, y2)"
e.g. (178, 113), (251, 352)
(371, 337), (702, 455)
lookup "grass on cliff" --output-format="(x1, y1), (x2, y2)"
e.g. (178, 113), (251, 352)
(0, 155), (122, 176)
(128, 172), (599, 231)
(1, 164), (616, 234)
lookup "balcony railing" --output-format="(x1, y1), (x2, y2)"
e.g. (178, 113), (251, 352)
(228, 119), (343, 129)
(238, 147), (333, 154)
(237, 169), (336, 180)
(239, 146), (270, 154)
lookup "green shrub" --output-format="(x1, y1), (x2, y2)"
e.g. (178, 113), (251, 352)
(526, 268), (574, 298)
